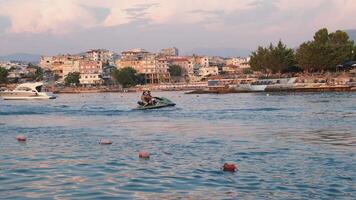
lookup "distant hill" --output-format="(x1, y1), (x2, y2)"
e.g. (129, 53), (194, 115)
(0, 53), (40, 63)
(346, 29), (356, 42)
(184, 47), (252, 57)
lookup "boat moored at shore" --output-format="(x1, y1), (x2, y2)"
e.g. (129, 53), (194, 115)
(232, 77), (297, 92)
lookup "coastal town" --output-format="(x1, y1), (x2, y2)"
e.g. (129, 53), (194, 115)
(0, 47), (251, 91)
(1, 1), (356, 199)
(1, 29), (356, 94)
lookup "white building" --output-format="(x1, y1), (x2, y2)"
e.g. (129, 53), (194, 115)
(0, 61), (28, 70)
(199, 66), (219, 77)
(160, 47), (179, 56)
(79, 60), (103, 85)
(86, 49), (115, 65)
(226, 57), (251, 68)
(200, 56), (210, 67)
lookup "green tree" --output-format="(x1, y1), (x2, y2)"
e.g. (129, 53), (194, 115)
(112, 67), (144, 88)
(168, 65), (182, 76)
(249, 40), (296, 73)
(296, 28), (356, 72)
(64, 72), (80, 86)
(243, 68), (253, 75)
(0, 67), (8, 84)
(28, 66), (43, 81)
(34, 67), (43, 80)
(249, 46), (269, 72)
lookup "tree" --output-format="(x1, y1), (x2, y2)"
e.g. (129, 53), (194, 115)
(168, 65), (182, 77)
(249, 40), (296, 73)
(243, 68), (253, 75)
(0, 67), (8, 84)
(296, 28), (356, 72)
(112, 67), (145, 88)
(28, 66), (43, 81)
(34, 67), (43, 81)
(64, 72), (80, 86)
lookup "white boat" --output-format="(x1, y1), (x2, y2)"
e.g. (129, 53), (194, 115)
(0, 82), (56, 100)
(237, 84), (267, 91)
(231, 77), (297, 92)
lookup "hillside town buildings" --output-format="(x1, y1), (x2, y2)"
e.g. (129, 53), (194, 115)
(116, 48), (170, 84)
(6, 47), (252, 86)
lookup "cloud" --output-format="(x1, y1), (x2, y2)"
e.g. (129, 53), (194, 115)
(0, 0), (98, 34)
(0, 0), (355, 56)
(0, 0), (355, 35)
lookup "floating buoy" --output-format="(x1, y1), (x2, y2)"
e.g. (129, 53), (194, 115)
(223, 163), (237, 172)
(139, 151), (150, 159)
(99, 139), (112, 145)
(16, 135), (26, 142)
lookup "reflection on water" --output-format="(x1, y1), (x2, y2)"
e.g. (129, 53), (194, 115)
(0, 92), (355, 199)
(303, 129), (355, 147)
(275, 129), (356, 147)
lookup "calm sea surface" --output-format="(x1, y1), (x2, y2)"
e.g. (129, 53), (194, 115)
(0, 92), (355, 199)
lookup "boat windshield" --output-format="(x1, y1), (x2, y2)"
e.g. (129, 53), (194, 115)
(35, 85), (42, 92)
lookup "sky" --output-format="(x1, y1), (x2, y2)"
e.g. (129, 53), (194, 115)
(0, 0), (355, 56)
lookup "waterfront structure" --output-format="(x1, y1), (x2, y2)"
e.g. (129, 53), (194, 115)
(160, 47), (179, 56)
(79, 60), (103, 85)
(116, 49), (170, 84)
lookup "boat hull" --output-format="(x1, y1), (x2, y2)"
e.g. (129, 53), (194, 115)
(0, 92), (56, 100)
(237, 84), (267, 92)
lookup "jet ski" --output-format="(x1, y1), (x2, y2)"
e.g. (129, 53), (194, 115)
(136, 97), (176, 110)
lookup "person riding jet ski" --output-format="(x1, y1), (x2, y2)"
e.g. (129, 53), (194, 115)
(141, 90), (156, 106)
(136, 91), (176, 110)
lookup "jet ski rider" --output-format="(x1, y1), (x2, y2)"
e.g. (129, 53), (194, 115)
(141, 90), (155, 106)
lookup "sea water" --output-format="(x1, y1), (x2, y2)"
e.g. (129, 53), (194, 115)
(0, 92), (355, 199)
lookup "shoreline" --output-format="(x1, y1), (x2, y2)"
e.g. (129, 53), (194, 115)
(186, 85), (356, 94)
(49, 85), (356, 94)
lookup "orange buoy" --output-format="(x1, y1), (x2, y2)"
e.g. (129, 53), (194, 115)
(16, 135), (26, 142)
(139, 151), (150, 159)
(99, 139), (112, 145)
(223, 163), (237, 172)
